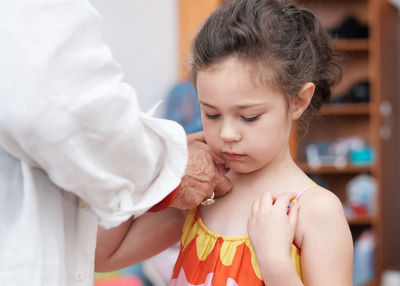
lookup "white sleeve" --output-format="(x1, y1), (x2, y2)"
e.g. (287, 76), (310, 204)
(0, 0), (188, 228)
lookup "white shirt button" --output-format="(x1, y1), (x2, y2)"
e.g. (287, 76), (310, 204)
(74, 272), (86, 281)
(79, 201), (90, 210)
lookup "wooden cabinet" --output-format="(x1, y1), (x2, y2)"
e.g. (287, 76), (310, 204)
(373, 0), (400, 279)
(292, 1), (400, 284)
(178, 0), (220, 79)
(179, 0), (400, 284)
(293, 0), (374, 229)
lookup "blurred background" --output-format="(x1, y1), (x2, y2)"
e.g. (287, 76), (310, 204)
(91, 0), (400, 285)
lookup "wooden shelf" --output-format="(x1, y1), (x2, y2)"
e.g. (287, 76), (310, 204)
(364, 280), (377, 286)
(347, 215), (374, 226)
(299, 163), (372, 174)
(332, 39), (369, 51)
(320, 103), (370, 115)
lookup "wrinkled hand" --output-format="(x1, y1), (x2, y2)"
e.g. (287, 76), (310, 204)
(247, 192), (300, 265)
(170, 131), (232, 210)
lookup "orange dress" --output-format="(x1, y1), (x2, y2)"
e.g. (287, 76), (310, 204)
(169, 208), (303, 286)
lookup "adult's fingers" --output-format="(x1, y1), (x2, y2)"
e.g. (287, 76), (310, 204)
(213, 158), (231, 197)
(214, 175), (232, 197)
(211, 152), (226, 166)
(186, 131), (232, 198)
(188, 137), (225, 165)
(186, 131), (206, 143)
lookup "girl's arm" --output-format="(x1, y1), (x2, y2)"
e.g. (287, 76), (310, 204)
(248, 190), (353, 286)
(95, 207), (186, 272)
(298, 190), (353, 285)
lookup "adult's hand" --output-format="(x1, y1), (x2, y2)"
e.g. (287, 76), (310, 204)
(170, 131), (232, 209)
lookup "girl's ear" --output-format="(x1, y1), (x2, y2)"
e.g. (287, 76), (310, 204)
(291, 82), (315, 120)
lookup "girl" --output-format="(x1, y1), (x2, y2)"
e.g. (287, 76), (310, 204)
(95, 0), (354, 285)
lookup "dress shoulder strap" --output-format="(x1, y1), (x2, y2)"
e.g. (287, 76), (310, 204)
(296, 183), (318, 200)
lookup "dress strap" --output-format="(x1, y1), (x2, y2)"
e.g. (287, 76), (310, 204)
(296, 184), (318, 200)
(289, 184), (318, 208)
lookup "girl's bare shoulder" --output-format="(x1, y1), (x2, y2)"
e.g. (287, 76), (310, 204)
(298, 185), (344, 217)
(295, 185), (350, 243)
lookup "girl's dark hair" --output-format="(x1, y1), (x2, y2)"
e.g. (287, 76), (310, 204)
(190, 0), (342, 127)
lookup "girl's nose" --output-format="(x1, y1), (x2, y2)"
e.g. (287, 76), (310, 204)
(220, 120), (241, 142)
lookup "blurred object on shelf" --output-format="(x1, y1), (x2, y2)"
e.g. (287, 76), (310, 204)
(305, 137), (374, 168)
(164, 80), (203, 134)
(353, 230), (375, 286)
(331, 81), (370, 104)
(349, 146), (375, 166)
(305, 141), (346, 168)
(328, 16), (369, 39)
(381, 269), (400, 286)
(95, 264), (151, 286)
(332, 137), (365, 162)
(344, 174), (377, 219)
(95, 275), (143, 286)
(142, 244), (180, 286)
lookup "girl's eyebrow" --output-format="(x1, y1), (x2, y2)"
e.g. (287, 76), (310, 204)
(198, 100), (215, 108)
(199, 100), (267, 109)
(236, 103), (268, 109)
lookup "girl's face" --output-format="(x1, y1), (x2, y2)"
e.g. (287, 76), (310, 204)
(196, 57), (293, 174)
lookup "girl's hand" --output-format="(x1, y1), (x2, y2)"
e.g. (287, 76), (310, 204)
(247, 192), (300, 266)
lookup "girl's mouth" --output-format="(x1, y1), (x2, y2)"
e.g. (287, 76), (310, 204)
(222, 151), (246, 160)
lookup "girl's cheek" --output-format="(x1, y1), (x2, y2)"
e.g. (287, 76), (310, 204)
(205, 137), (220, 155)
(204, 126), (217, 141)
(203, 133), (213, 147)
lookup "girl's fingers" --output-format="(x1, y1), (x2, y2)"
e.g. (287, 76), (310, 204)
(249, 192), (272, 217)
(288, 203), (300, 227)
(250, 199), (259, 216)
(252, 191), (300, 216)
(273, 192), (297, 210)
(260, 191), (274, 207)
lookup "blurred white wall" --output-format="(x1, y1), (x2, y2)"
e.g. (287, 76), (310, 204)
(90, 0), (178, 112)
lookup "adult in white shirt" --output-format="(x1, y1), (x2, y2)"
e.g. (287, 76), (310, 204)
(0, 1), (232, 285)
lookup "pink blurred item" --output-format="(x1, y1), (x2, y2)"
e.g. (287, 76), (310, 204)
(95, 276), (143, 286)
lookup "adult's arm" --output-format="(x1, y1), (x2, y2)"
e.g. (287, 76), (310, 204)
(0, 0), (187, 228)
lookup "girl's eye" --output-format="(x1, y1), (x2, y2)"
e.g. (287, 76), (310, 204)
(242, 114), (261, 122)
(205, 112), (220, 119)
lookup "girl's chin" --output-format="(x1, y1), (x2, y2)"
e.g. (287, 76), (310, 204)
(226, 162), (257, 174)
